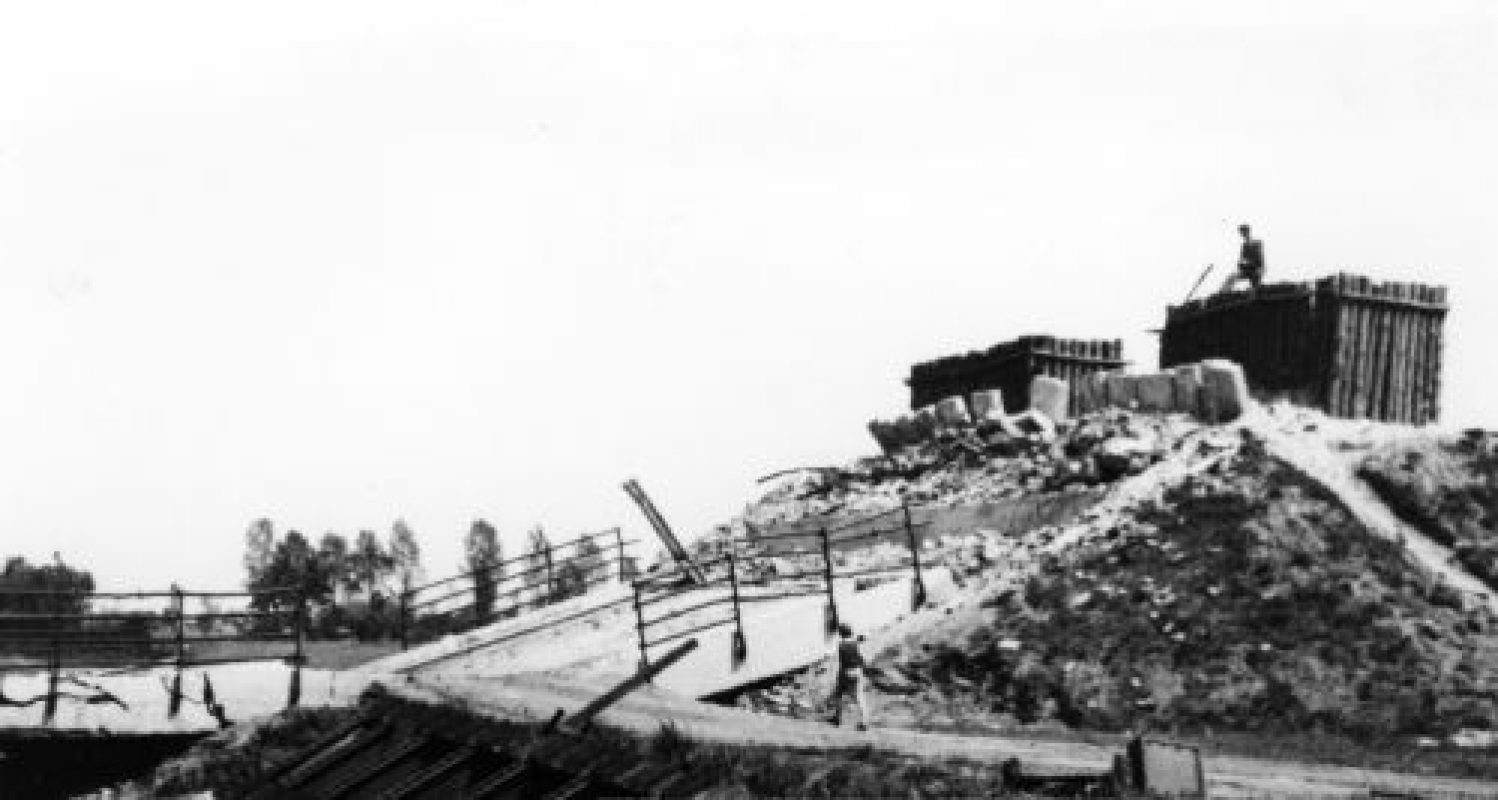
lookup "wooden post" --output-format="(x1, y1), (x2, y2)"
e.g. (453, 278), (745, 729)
(287, 592), (305, 709)
(631, 582), (650, 673)
(819, 527), (839, 636)
(171, 585), (186, 718)
(613, 527), (627, 582)
(903, 502), (928, 611)
(552, 638), (701, 735)
(398, 576), (410, 651)
(172, 585), (186, 668)
(544, 544), (555, 605)
(727, 552), (747, 667)
(43, 640), (60, 721)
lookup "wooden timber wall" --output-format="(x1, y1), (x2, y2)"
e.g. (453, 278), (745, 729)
(1161, 274), (1448, 424)
(908, 336), (1126, 414)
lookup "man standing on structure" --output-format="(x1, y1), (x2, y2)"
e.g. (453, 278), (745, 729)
(827, 623), (872, 730)
(1219, 223), (1265, 292)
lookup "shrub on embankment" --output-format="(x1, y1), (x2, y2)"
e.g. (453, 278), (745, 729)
(898, 437), (1498, 743)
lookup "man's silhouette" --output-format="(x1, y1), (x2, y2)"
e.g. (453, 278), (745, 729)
(1220, 223), (1265, 292)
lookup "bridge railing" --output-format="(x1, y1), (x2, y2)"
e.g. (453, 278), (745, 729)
(0, 585), (308, 719)
(397, 528), (642, 650)
(628, 501), (938, 670)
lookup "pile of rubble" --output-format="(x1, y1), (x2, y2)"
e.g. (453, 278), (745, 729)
(742, 408), (1203, 531)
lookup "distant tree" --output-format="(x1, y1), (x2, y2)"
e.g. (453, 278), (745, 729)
(243, 518), (276, 588)
(0, 556), (95, 630)
(317, 532), (351, 599)
(525, 526), (553, 604)
(465, 520), (502, 620)
(347, 530), (394, 599)
(250, 530), (334, 617)
(389, 519), (423, 589)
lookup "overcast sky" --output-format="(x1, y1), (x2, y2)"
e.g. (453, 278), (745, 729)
(1, 1), (1494, 591)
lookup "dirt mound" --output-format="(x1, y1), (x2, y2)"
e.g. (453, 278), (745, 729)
(889, 435), (1498, 740)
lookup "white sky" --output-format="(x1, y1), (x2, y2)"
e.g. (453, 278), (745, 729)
(1, 1), (1494, 591)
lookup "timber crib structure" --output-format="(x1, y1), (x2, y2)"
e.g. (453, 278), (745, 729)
(907, 336), (1127, 414)
(1160, 274), (1449, 424)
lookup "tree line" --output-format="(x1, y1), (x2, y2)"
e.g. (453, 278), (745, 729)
(244, 517), (616, 643)
(242, 518), (422, 640)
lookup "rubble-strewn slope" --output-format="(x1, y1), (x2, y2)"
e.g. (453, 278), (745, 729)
(743, 411), (1191, 530)
(898, 434), (1498, 739)
(731, 407), (1498, 752)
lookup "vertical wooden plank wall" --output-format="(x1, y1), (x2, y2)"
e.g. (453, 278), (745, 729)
(1163, 274), (1447, 424)
(907, 336), (1126, 413)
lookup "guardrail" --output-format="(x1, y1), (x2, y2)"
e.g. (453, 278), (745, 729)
(0, 585), (306, 719)
(396, 528), (641, 650)
(628, 501), (936, 670)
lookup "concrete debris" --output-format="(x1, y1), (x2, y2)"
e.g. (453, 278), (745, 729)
(968, 389), (1008, 424)
(1029, 376), (1070, 424)
(1201, 359), (1250, 423)
(934, 396), (972, 427)
(1068, 359), (1253, 423)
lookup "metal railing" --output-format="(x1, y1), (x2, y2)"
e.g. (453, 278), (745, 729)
(396, 528), (641, 650)
(628, 501), (937, 670)
(0, 585), (307, 719)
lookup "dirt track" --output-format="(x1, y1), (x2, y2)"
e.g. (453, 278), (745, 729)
(395, 670), (1498, 798)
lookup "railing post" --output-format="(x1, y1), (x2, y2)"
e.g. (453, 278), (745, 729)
(287, 591), (305, 709)
(903, 501), (928, 610)
(544, 544), (556, 605)
(819, 527), (839, 636)
(631, 582), (651, 674)
(613, 527), (627, 582)
(398, 575), (410, 651)
(172, 584), (187, 667)
(43, 640), (60, 722)
(727, 552), (747, 667)
(170, 584), (186, 719)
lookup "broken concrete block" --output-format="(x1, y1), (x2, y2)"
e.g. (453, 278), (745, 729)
(1105, 372), (1138, 409)
(934, 396), (972, 427)
(1029, 376), (1071, 423)
(1200, 359), (1250, 423)
(1011, 409), (1057, 442)
(968, 389), (1008, 423)
(866, 420), (895, 454)
(1172, 364), (1203, 416)
(1135, 372), (1175, 413)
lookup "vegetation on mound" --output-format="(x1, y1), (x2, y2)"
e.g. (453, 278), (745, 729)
(1359, 429), (1498, 590)
(899, 435), (1498, 749)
